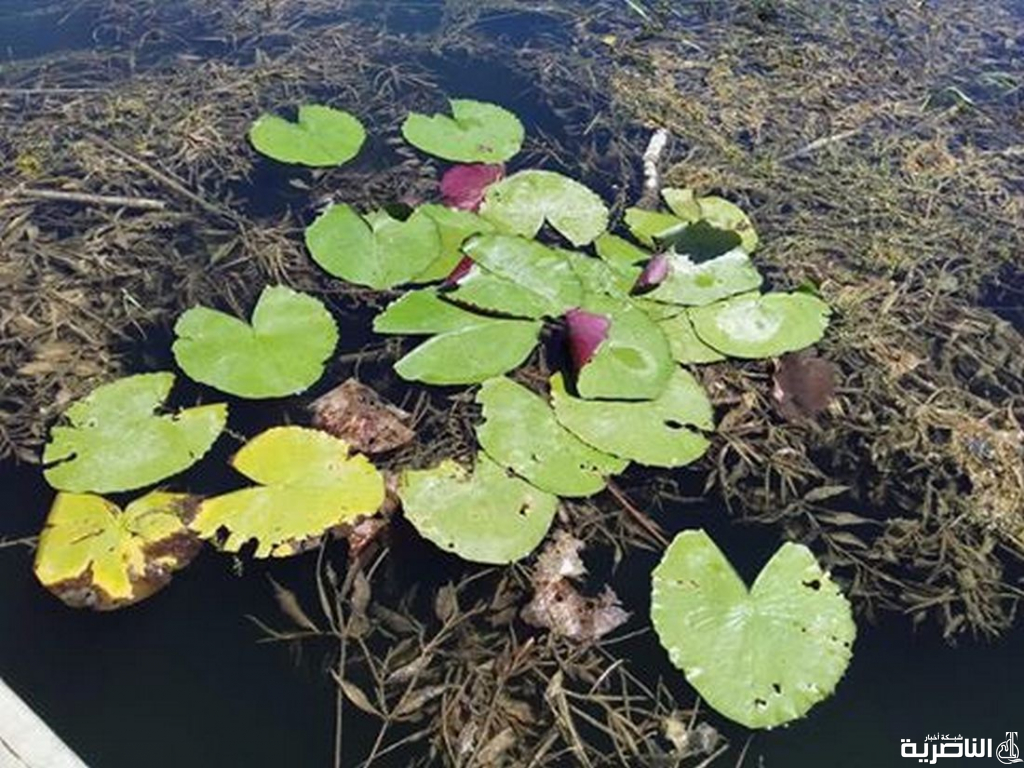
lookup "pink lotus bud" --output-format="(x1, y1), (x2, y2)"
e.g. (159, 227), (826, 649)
(440, 164), (504, 211)
(444, 254), (476, 286)
(565, 308), (611, 371)
(633, 253), (670, 291)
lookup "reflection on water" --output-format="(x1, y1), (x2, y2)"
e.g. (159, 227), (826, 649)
(2, 1), (1024, 766)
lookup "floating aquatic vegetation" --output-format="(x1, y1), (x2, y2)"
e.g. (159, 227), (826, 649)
(304, 204), (441, 289)
(415, 204), (496, 281)
(43, 373), (226, 493)
(689, 291), (832, 359)
(661, 188), (760, 253)
(458, 233), (584, 317)
(651, 530), (855, 728)
(34, 491), (200, 610)
(657, 311), (727, 364)
(550, 370), (712, 467)
(398, 455), (558, 564)
(249, 104), (366, 167)
(173, 285), (337, 399)
(480, 170), (609, 246)
(401, 99), (524, 163)
(571, 295), (674, 400)
(475, 377), (626, 497)
(191, 426), (384, 558)
(637, 248), (764, 307)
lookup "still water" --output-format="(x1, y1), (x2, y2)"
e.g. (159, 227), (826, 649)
(2, 1), (1024, 766)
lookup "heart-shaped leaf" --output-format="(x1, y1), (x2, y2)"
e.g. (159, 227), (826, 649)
(456, 234), (584, 317)
(476, 377), (627, 497)
(398, 455), (558, 564)
(43, 373), (226, 493)
(305, 204), (441, 289)
(415, 204), (496, 282)
(638, 249), (763, 307)
(249, 105), (366, 167)
(689, 291), (831, 359)
(191, 426), (385, 558)
(402, 99), (524, 163)
(651, 530), (855, 728)
(34, 491), (200, 610)
(480, 170), (609, 246)
(550, 370), (712, 467)
(572, 295), (674, 400)
(173, 285), (337, 399)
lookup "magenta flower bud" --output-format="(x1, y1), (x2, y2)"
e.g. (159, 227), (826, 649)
(565, 308), (611, 371)
(633, 253), (670, 291)
(440, 164), (504, 211)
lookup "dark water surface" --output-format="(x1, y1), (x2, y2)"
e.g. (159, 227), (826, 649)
(3, 2), (1024, 767)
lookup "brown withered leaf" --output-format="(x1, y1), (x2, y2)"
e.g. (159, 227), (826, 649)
(772, 350), (837, 422)
(521, 530), (629, 642)
(310, 378), (415, 454)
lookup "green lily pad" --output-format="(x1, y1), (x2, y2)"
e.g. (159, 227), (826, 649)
(594, 233), (649, 274)
(305, 204), (441, 289)
(689, 291), (831, 359)
(34, 490), (200, 610)
(476, 377), (627, 497)
(575, 295), (674, 400)
(550, 370), (712, 467)
(373, 288), (481, 335)
(651, 530), (855, 728)
(394, 316), (542, 385)
(446, 267), (554, 319)
(43, 373), (226, 494)
(662, 188), (759, 253)
(564, 250), (637, 297)
(398, 455), (558, 564)
(644, 249), (763, 307)
(401, 99), (524, 163)
(624, 208), (686, 248)
(415, 204), (496, 282)
(173, 285), (337, 399)
(459, 234), (584, 317)
(249, 105), (366, 167)
(191, 426), (385, 558)
(480, 170), (609, 246)
(658, 311), (726, 364)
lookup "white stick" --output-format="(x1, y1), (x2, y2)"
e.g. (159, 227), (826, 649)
(0, 677), (89, 768)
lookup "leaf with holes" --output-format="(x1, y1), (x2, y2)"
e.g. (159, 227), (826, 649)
(571, 295), (674, 400)
(249, 105), (366, 167)
(305, 204), (441, 289)
(651, 529), (855, 728)
(550, 370), (712, 467)
(480, 170), (609, 246)
(173, 285), (337, 399)
(43, 373), (226, 493)
(398, 455), (558, 564)
(401, 99), (524, 163)
(34, 491), (201, 610)
(638, 248), (763, 307)
(689, 291), (831, 359)
(191, 426), (384, 558)
(476, 377), (626, 497)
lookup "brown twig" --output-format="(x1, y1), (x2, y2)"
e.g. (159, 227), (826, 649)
(12, 187), (168, 211)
